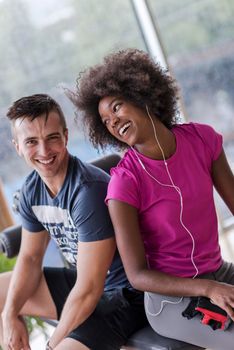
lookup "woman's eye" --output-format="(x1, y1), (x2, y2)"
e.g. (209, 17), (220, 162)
(113, 103), (121, 112)
(103, 119), (109, 126)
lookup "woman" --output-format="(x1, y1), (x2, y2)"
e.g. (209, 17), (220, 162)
(70, 49), (234, 349)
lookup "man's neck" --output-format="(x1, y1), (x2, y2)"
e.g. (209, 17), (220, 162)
(41, 153), (70, 198)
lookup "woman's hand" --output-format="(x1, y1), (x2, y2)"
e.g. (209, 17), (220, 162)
(206, 280), (234, 320)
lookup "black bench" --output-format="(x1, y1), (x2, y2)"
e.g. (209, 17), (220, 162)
(0, 154), (204, 350)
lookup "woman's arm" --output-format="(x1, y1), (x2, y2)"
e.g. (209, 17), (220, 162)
(212, 148), (234, 214)
(108, 199), (234, 319)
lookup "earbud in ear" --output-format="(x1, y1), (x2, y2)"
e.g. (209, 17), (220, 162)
(145, 105), (149, 115)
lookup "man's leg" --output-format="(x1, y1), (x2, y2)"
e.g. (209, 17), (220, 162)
(54, 338), (89, 350)
(0, 269), (91, 349)
(0, 270), (57, 346)
(0, 271), (57, 318)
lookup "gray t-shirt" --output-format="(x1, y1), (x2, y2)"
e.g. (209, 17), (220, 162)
(19, 154), (130, 290)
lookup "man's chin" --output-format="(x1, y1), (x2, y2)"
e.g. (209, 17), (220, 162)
(37, 169), (57, 179)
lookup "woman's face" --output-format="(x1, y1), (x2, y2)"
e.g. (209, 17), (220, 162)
(98, 96), (151, 147)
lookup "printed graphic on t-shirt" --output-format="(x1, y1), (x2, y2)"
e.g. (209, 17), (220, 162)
(32, 205), (78, 265)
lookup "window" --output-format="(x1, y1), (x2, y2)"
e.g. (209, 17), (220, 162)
(148, 0), (234, 222)
(0, 0), (145, 218)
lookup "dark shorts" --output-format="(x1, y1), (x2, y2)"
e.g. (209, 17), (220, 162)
(44, 267), (147, 350)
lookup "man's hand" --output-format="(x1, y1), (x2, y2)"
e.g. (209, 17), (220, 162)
(45, 339), (53, 350)
(2, 314), (31, 350)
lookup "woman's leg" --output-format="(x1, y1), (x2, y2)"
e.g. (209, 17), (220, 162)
(145, 262), (234, 350)
(145, 292), (234, 350)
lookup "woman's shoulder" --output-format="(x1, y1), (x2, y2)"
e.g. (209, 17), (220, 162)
(174, 121), (214, 133)
(173, 122), (222, 160)
(173, 122), (220, 138)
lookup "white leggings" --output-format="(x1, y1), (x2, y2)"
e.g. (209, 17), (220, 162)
(145, 261), (234, 350)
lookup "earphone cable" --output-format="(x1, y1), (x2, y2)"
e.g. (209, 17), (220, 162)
(131, 106), (199, 317)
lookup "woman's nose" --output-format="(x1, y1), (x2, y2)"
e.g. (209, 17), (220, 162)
(110, 115), (120, 128)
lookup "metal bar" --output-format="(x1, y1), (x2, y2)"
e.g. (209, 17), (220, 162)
(130, 0), (168, 68)
(130, 0), (186, 121)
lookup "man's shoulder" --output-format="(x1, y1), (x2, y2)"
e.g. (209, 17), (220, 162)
(22, 170), (41, 192)
(19, 171), (44, 208)
(70, 155), (110, 185)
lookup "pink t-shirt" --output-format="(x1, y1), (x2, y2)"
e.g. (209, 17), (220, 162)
(106, 123), (223, 278)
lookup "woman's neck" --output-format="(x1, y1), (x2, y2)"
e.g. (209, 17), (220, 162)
(135, 122), (176, 160)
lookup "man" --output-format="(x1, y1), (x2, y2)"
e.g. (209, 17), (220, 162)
(0, 94), (147, 350)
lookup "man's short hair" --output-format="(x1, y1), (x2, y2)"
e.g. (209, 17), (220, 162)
(6, 93), (67, 130)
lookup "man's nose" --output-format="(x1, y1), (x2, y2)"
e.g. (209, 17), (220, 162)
(38, 141), (50, 155)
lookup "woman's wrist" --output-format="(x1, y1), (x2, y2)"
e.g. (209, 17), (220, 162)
(202, 278), (216, 298)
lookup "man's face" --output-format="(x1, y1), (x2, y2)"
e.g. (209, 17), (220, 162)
(13, 111), (69, 184)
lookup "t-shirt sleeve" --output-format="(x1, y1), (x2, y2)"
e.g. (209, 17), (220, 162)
(106, 167), (140, 209)
(193, 123), (223, 161)
(18, 187), (45, 232)
(72, 181), (115, 242)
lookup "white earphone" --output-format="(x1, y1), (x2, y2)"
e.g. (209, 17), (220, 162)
(131, 105), (199, 317)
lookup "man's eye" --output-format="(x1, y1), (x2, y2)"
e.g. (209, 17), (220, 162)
(26, 140), (36, 146)
(49, 136), (59, 141)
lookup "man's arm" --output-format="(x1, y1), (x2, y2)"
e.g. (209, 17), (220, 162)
(49, 236), (116, 348)
(1, 228), (50, 349)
